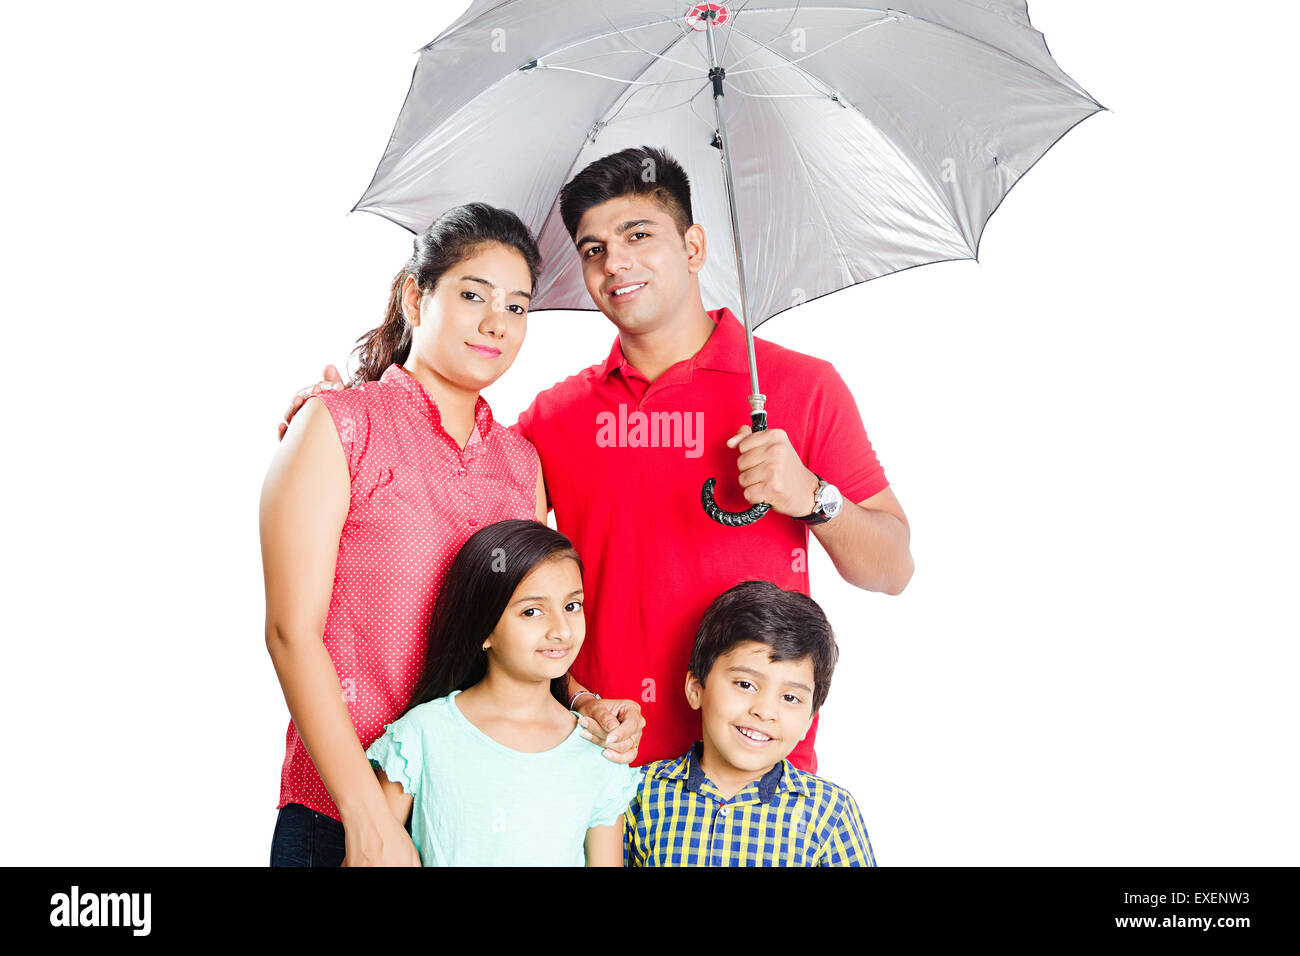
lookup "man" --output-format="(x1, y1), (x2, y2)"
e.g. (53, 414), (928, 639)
(281, 146), (912, 773)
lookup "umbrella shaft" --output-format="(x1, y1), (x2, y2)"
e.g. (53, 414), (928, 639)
(704, 14), (763, 409)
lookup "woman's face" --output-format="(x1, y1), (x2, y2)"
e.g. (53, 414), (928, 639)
(403, 242), (532, 392)
(482, 557), (585, 687)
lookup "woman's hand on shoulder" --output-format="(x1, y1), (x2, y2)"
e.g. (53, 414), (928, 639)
(279, 364), (345, 441)
(577, 697), (644, 765)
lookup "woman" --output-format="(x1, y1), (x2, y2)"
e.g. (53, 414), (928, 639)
(260, 203), (546, 866)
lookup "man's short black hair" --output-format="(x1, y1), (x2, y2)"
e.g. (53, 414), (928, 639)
(559, 145), (694, 243)
(688, 580), (839, 713)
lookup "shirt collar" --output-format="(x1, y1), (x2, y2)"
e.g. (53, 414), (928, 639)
(380, 362), (493, 443)
(597, 306), (751, 381)
(655, 740), (809, 804)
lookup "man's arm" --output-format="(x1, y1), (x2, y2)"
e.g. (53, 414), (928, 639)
(810, 484), (913, 595)
(278, 364), (345, 440)
(727, 427), (913, 595)
(567, 673), (645, 765)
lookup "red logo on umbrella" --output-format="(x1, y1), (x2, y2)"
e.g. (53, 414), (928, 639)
(685, 3), (730, 31)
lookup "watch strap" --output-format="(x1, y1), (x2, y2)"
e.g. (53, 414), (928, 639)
(794, 474), (831, 525)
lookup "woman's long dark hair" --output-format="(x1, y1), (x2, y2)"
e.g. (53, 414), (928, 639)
(406, 520), (583, 714)
(349, 203), (543, 386)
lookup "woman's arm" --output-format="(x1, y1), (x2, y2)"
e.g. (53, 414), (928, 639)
(584, 820), (625, 867)
(260, 397), (419, 867)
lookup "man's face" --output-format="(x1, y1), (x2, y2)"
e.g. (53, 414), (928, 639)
(573, 194), (705, 334)
(685, 641), (816, 779)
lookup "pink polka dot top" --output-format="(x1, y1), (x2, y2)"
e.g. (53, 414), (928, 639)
(277, 362), (540, 822)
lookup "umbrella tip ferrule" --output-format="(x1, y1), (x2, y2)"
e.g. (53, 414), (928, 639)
(520, 59), (538, 71)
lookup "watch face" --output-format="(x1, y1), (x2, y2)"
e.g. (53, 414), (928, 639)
(821, 484), (843, 518)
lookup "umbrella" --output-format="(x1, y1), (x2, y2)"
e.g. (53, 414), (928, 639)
(352, 0), (1105, 525)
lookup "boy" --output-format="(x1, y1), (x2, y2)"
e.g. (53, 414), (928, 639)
(624, 580), (876, 866)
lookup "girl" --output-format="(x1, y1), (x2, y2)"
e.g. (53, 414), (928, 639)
(366, 519), (642, 866)
(261, 204), (547, 866)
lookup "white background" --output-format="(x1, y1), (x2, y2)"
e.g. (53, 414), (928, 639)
(3, 2), (1296, 865)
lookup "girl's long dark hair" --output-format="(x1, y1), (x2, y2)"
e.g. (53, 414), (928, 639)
(406, 520), (583, 714)
(349, 203), (542, 386)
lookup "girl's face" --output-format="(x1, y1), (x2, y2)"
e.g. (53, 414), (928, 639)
(403, 242), (532, 392)
(482, 557), (585, 685)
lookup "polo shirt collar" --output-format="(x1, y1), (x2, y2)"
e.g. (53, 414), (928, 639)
(380, 362), (493, 444)
(597, 306), (752, 381)
(656, 740), (809, 804)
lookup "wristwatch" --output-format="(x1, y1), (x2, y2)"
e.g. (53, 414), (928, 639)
(794, 474), (843, 525)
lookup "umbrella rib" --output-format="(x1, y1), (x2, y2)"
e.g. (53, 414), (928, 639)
(532, 26), (706, 296)
(724, 5), (893, 72)
(757, 95), (856, 297)
(730, 23), (970, 255)
(723, 27), (802, 72)
(419, 1), (691, 51)
(729, 89), (829, 99)
(549, 48), (704, 74)
(539, 15), (706, 65)
(718, 0), (764, 65)
(725, 5), (1096, 100)
(727, 14), (898, 76)
(591, 3), (709, 72)
(391, 14), (704, 200)
(728, 34), (835, 100)
(540, 65), (704, 87)
(538, 8), (708, 83)
(729, 22), (843, 98)
(418, 0), (517, 50)
(604, 78), (715, 132)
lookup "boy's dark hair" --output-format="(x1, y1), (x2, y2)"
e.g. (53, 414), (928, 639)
(559, 145), (694, 244)
(688, 580), (839, 713)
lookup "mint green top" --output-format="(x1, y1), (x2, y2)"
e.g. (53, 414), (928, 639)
(365, 690), (642, 866)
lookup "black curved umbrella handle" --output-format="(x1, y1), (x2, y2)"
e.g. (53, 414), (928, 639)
(701, 410), (771, 527)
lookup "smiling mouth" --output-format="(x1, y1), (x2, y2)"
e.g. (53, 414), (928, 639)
(467, 343), (502, 357)
(538, 647), (570, 658)
(608, 282), (646, 298)
(734, 725), (774, 744)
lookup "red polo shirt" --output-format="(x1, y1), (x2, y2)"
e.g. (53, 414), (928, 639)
(513, 307), (888, 773)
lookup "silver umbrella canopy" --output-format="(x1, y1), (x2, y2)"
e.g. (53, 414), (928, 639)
(352, 1), (1105, 524)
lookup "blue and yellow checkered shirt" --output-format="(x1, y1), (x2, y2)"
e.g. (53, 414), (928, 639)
(624, 742), (876, 866)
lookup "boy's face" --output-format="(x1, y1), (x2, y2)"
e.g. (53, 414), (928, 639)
(572, 194), (706, 335)
(685, 641), (816, 778)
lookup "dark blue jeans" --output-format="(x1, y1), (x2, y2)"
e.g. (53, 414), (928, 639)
(270, 803), (345, 867)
